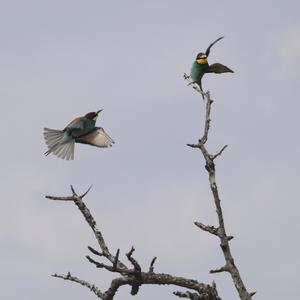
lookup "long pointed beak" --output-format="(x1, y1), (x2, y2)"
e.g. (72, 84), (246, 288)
(96, 109), (103, 114)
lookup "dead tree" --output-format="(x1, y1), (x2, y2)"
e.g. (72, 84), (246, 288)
(46, 78), (254, 299)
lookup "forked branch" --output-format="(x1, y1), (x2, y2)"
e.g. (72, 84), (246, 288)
(184, 76), (254, 300)
(46, 186), (221, 299)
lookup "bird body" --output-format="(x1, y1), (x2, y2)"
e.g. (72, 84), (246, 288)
(65, 116), (97, 137)
(44, 110), (114, 160)
(190, 60), (207, 90)
(190, 36), (234, 95)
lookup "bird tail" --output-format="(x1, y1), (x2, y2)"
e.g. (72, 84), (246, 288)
(43, 128), (75, 160)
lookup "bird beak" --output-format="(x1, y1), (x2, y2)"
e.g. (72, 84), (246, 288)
(96, 109), (103, 115)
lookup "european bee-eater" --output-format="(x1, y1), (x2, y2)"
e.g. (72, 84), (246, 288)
(43, 110), (114, 160)
(190, 36), (234, 96)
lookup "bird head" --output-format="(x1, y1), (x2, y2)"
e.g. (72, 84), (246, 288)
(196, 53), (208, 65)
(85, 110), (103, 121)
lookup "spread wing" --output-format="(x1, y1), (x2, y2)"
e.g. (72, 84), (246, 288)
(76, 127), (114, 148)
(206, 63), (234, 74)
(205, 36), (224, 57)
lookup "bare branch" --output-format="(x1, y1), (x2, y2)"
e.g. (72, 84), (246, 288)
(86, 255), (135, 275)
(113, 249), (120, 271)
(126, 246), (141, 272)
(148, 256), (157, 273)
(103, 271), (222, 300)
(183, 73), (207, 98)
(70, 185), (77, 196)
(174, 284), (221, 300)
(45, 195), (74, 201)
(209, 265), (229, 274)
(81, 184), (93, 198)
(187, 87), (254, 300)
(211, 145), (228, 160)
(48, 187), (222, 299)
(52, 272), (104, 298)
(103, 276), (131, 300)
(46, 186), (127, 270)
(88, 246), (104, 257)
(187, 143), (201, 149)
(194, 222), (219, 237)
(86, 255), (112, 270)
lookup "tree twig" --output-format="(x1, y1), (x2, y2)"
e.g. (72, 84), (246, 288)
(148, 256), (157, 273)
(52, 272), (104, 298)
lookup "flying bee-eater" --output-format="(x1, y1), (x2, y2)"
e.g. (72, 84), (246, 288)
(190, 36), (234, 96)
(43, 110), (114, 160)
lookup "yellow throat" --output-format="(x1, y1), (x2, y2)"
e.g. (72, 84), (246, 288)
(196, 58), (207, 65)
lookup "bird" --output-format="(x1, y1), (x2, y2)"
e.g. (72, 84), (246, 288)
(43, 110), (114, 160)
(190, 36), (234, 97)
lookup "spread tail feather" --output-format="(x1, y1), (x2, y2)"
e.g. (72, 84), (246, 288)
(43, 128), (75, 160)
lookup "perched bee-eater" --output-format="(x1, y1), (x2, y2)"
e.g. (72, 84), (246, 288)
(43, 110), (114, 160)
(190, 36), (234, 96)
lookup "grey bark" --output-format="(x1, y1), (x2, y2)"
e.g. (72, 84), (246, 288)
(184, 74), (255, 300)
(46, 187), (221, 300)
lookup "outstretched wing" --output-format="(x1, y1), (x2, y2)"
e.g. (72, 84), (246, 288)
(206, 63), (234, 74)
(76, 127), (114, 148)
(205, 36), (224, 57)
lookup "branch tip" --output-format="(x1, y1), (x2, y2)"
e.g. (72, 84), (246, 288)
(212, 145), (228, 160)
(126, 246), (141, 272)
(194, 222), (219, 236)
(130, 285), (140, 295)
(86, 255), (102, 268)
(80, 184), (93, 198)
(51, 271), (104, 298)
(149, 256), (157, 273)
(70, 185), (76, 196)
(126, 246), (135, 257)
(87, 246), (103, 256)
(187, 143), (200, 148)
(209, 265), (229, 274)
(113, 249), (120, 270)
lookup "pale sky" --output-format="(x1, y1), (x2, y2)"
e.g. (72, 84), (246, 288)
(1, 1), (299, 299)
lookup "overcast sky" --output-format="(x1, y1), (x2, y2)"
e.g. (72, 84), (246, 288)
(1, 1), (299, 299)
